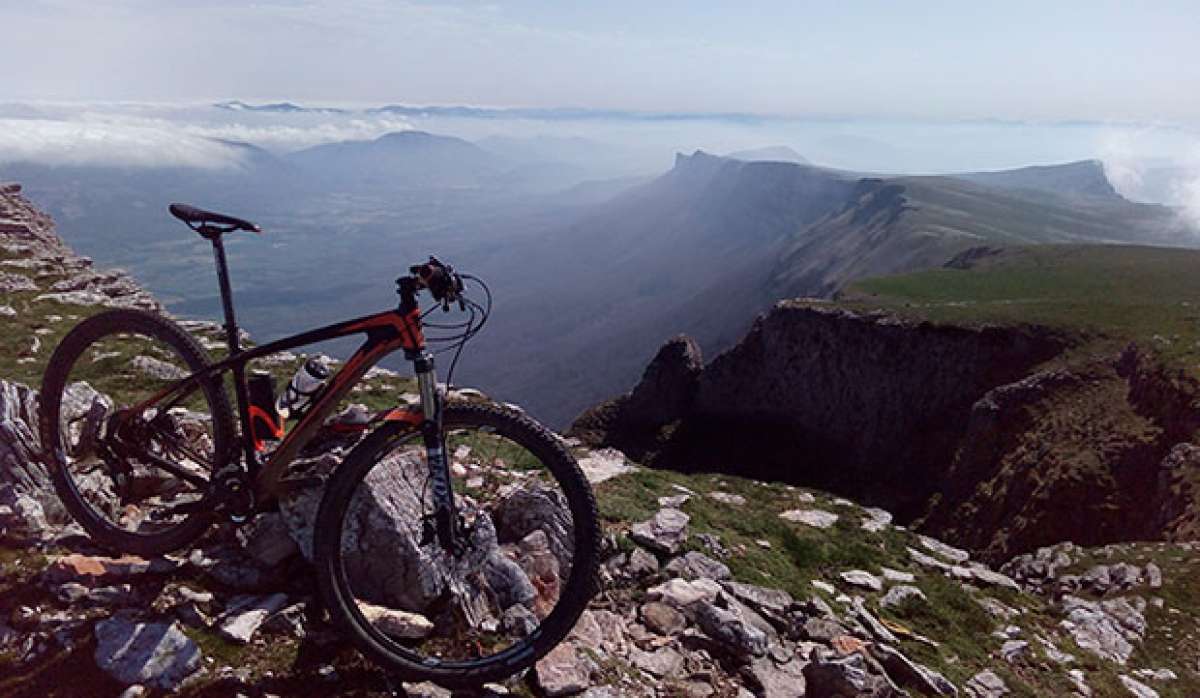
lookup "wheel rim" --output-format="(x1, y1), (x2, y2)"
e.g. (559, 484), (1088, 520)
(330, 420), (583, 668)
(50, 327), (222, 537)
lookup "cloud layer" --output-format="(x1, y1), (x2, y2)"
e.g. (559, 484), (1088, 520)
(0, 109), (413, 169)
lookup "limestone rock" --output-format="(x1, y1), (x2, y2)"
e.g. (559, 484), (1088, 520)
(839, 569), (883, 592)
(872, 643), (957, 696)
(94, 615), (201, 690)
(1118, 675), (1159, 698)
(630, 507), (689, 554)
(1059, 595), (1146, 665)
(536, 642), (593, 697)
(641, 601), (687, 635)
(802, 647), (900, 697)
(217, 593), (289, 644)
(665, 550), (731, 581)
(359, 602), (435, 639)
(694, 599), (769, 658)
(964, 669), (1008, 697)
(779, 508), (838, 528)
(881, 585), (926, 609)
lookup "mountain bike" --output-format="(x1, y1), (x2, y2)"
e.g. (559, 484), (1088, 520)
(39, 204), (600, 686)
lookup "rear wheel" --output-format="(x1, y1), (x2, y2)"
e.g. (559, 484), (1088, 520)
(39, 309), (234, 556)
(314, 402), (600, 687)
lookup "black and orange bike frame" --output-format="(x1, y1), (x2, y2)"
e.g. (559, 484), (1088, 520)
(129, 228), (455, 537)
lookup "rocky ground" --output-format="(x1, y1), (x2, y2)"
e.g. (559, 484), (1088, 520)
(2, 183), (1199, 696)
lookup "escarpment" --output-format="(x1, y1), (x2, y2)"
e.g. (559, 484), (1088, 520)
(574, 300), (1200, 561)
(575, 301), (1067, 520)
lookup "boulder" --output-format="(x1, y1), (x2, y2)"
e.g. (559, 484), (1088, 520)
(535, 642), (594, 697)
(493, 483), (575, 572)
(1119, 675), (1159, 698)
(217, 593), (289, 644)
(665, 550), (731, 581)
(0, 485), (49, 542)
(0, 380), (64, 519)
(1059, 595), (1146, 665)
(238, 512), (300, 568)
(871, 643), (958, 696)
(707, 491), (746, 506)
(881, 585), (926, 609)
(501, 604), (539, 637)
(641, 601), (687, 635)
(839, 570), (883, 592)
(483, 551), (538, 611)
(721, 580), (795, 630)
(630, 507), (689, 554)
(358, 601), (435, 639)
(647, 577), (722, 609)
(281, 449), (501, 614)
(920, 535), (971, 564)
(93, 615), (201, 690)
(626, 547), (660, 577)
(694, 599), (769, 658)
(802, 647), (900, 697)
(628, 644), (685, 678)
(744, 653), (807, 698)
(779, 509), (838, 528)
(575, 448), (634, 484)
(964, 669), (1008, 697)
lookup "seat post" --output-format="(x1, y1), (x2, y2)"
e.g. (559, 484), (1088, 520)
(205, 228), (258, 472)
(206, 230), (241, 355)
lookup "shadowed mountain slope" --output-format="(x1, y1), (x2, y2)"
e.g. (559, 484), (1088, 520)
(469, 152), (1194, 425)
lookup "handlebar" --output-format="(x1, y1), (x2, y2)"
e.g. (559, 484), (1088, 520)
(397, 256), (465, 312)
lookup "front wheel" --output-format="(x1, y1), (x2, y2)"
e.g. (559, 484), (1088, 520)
(313, 403), (600, 687)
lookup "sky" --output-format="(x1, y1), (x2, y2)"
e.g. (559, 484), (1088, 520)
(2, 0), (1200, 219)
(2, 0), (1199, 123)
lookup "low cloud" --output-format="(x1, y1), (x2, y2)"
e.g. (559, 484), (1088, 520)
(0, 117), (246, 169)
(0, 108), (413, 170)
(1098, 127), (1200, 230)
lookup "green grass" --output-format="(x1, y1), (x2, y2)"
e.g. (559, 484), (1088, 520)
(596, 469), (911, 600)
(841, 244), (1200, 370)
(596, 466), (1200, 696)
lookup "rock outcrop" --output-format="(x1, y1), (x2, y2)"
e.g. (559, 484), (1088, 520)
(572, 335), (702, 460)
(574, 298), (1200, 562)
(574, 302), (1065, 522)
(0, 182), (161, 314)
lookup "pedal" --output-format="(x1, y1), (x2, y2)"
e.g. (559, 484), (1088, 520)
(148, 498), (210, 521)
(209, 463), (256, 523)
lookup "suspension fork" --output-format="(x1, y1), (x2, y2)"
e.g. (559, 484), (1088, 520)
(415, 351), (460, 552)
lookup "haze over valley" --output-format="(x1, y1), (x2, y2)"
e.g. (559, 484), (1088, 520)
(3, 101), (1200, 424)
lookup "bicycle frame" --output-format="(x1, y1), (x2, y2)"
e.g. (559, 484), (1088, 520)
(132, 229), (444, 505)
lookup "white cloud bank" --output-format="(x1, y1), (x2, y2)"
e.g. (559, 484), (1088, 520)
(0, 108), (413, 169)
(1099, 127), (1200, 228)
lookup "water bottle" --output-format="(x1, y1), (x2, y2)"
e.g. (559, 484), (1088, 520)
(277, 358), (331, 420)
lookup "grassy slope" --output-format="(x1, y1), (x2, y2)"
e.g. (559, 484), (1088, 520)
(3, 467), (1195, 696)
(840, 244), (1200, 369)
(594, 469), (1199, 696)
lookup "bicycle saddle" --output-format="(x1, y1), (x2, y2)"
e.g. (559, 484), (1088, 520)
(169, 203), (261, 234)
